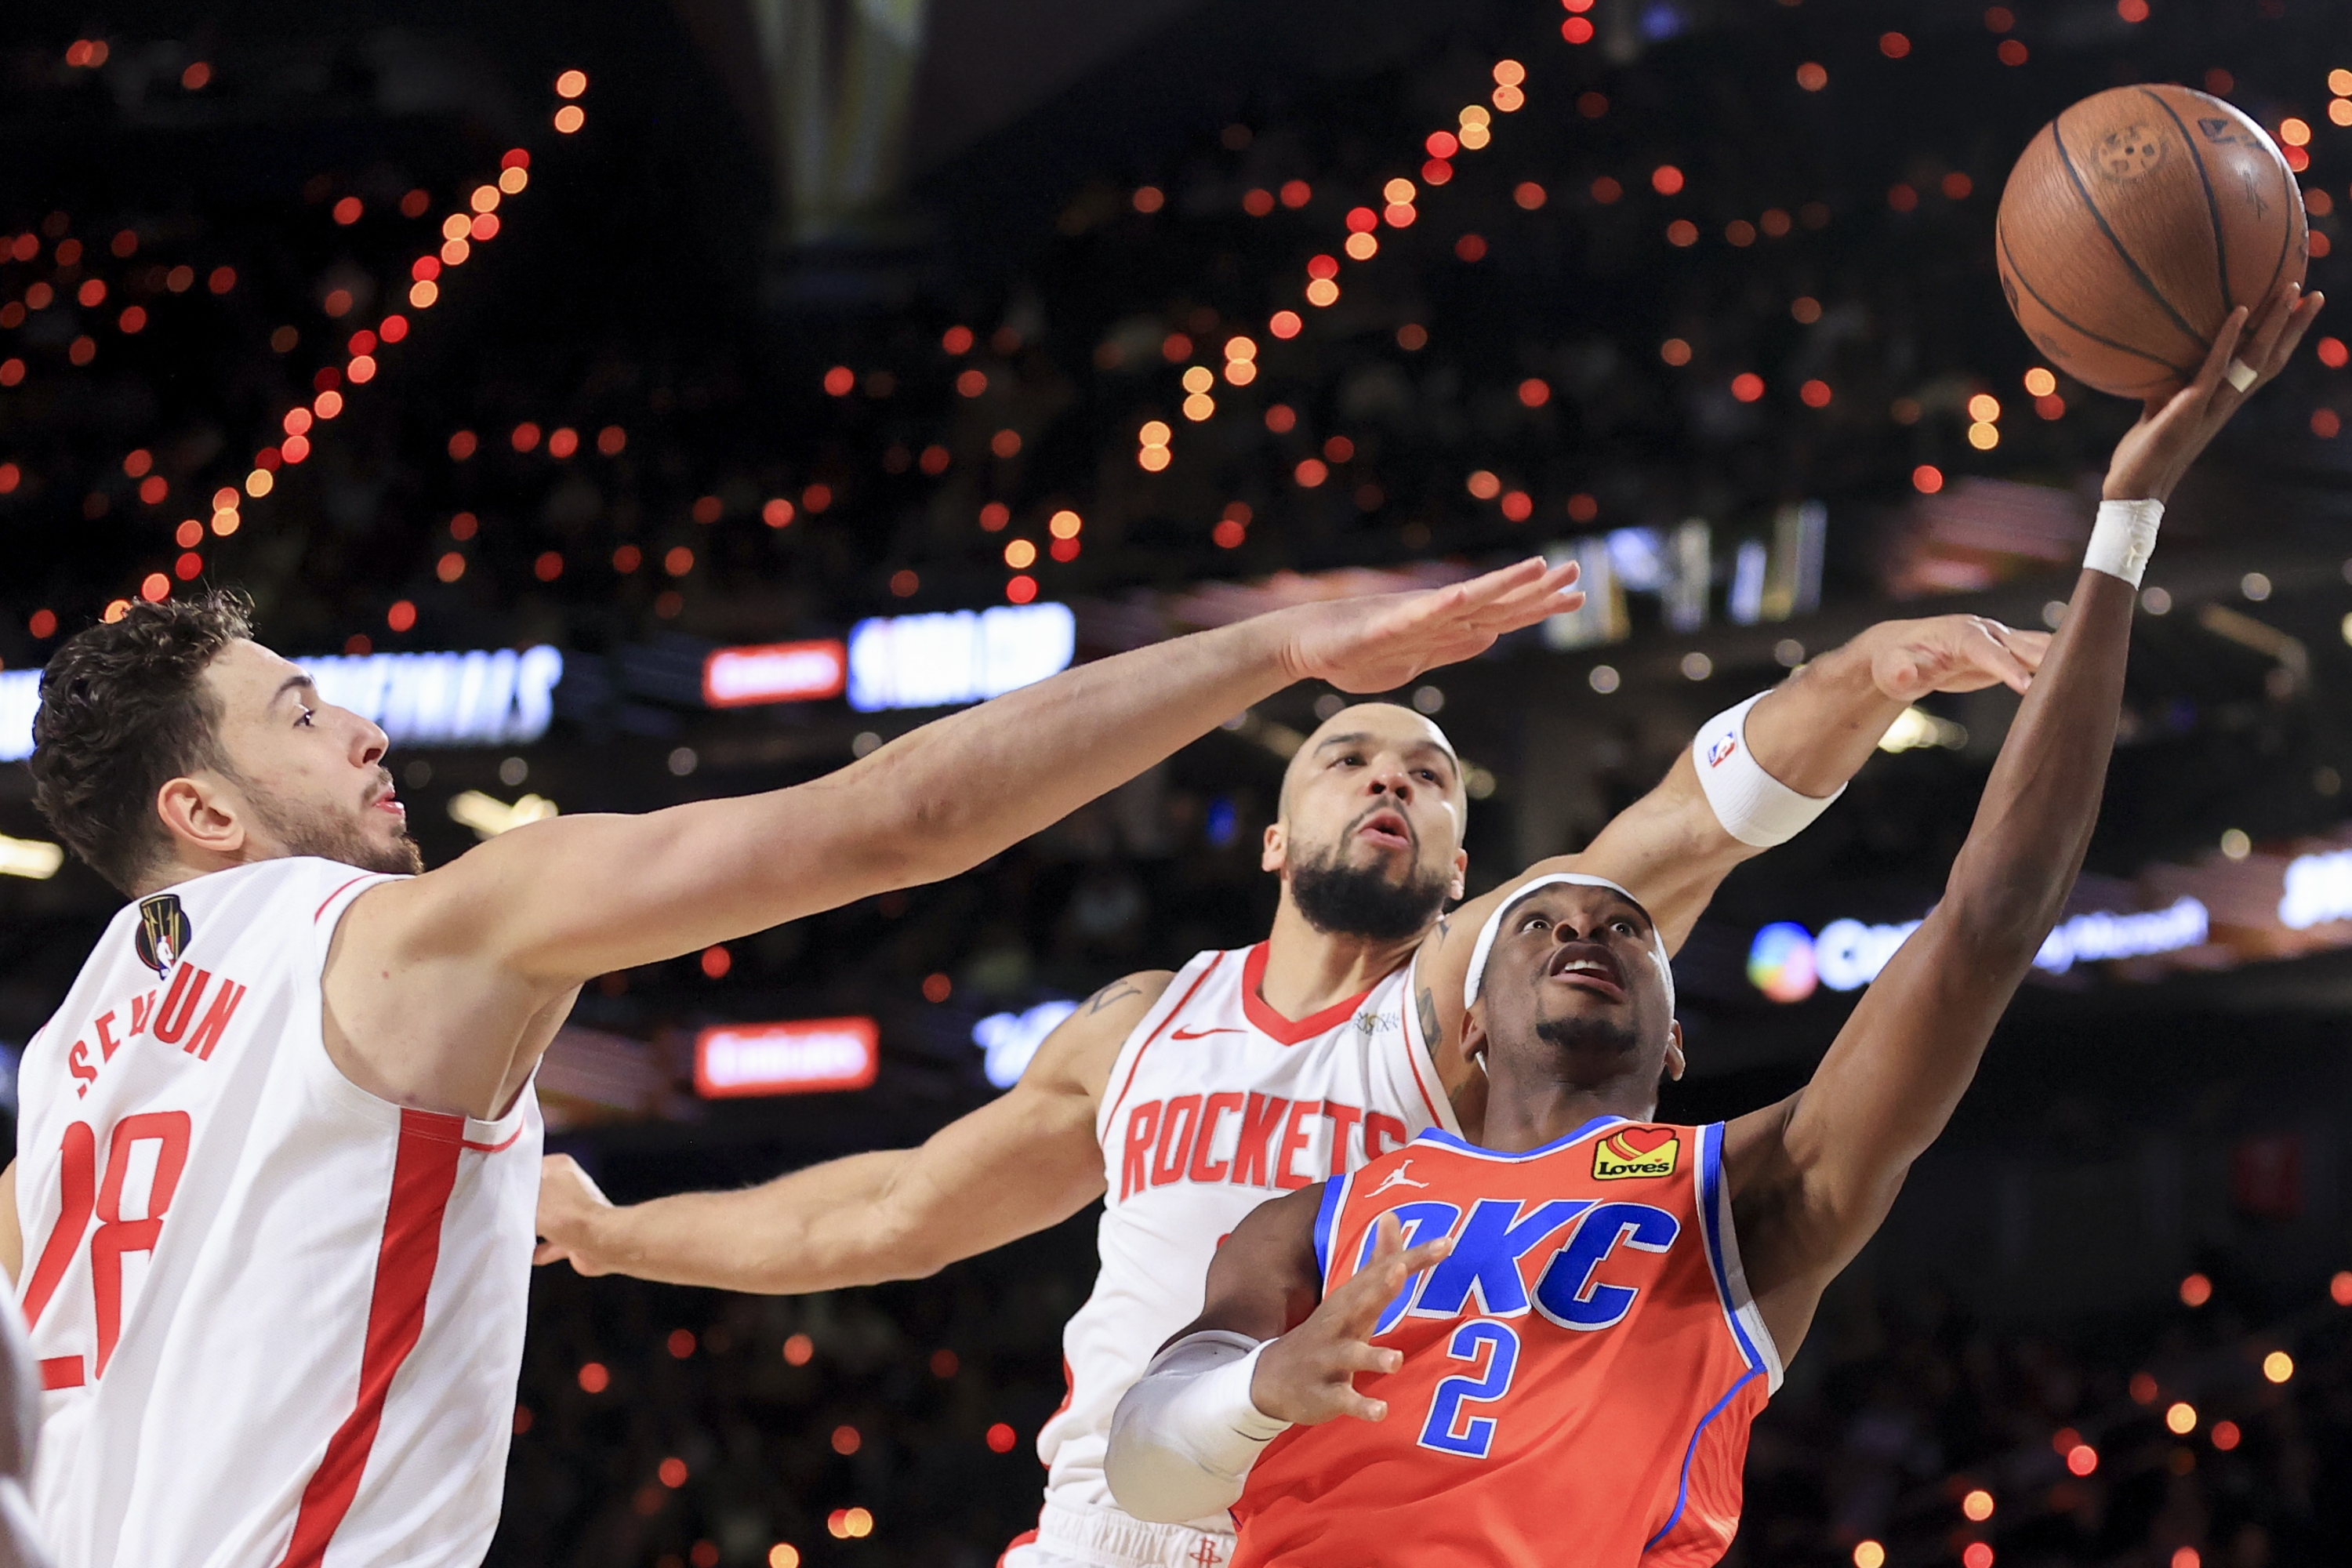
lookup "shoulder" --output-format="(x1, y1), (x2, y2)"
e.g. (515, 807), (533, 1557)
(1023, 970), (1178, 1100)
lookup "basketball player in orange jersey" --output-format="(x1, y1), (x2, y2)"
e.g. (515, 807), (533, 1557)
(541, 592), (2067, 1560)
(1104, 289), (2319, 1566)
(0, 557), (1581, 1568)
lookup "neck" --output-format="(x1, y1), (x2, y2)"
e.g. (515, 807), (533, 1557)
(134, 848), (245, 899)
(1475, 1063), (1656, 1153)
(1258, 892), (1425, 1018)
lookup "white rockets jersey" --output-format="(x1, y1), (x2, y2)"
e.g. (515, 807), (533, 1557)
(14, 857), (542, 1568)
(1033, 941), (1461, 1541)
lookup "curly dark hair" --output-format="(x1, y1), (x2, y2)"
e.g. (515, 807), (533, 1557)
(29, 590), (254, 893)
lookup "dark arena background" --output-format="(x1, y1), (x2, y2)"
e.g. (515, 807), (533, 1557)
(11, 0), (2352, 1563)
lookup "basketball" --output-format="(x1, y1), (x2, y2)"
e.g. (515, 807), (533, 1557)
(1996, 83), (2307, 398)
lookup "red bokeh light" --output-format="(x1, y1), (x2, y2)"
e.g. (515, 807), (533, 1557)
(578, 1363), (609, 1394)
(986, 1424), (1018, 1454)
(1006, 574), (1038, 604)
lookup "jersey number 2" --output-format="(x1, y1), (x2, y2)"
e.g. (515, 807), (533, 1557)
(1416, 1319), (1522, 1459)
(22, 1114), (192, 1385)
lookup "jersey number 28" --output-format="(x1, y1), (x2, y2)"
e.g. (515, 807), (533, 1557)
(21, 1114), (192, 1387)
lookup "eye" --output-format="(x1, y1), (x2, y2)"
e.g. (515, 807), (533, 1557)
(1414, 768), (1439, 783)
(1519, 914), (1550, 934)
(1612, 918), (1638, 937)
(295, 706), (316, 728)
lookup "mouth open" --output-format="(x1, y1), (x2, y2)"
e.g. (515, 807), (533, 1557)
(1355, 807), (1414, 853)
(1548, 942), (1627, 1001)
(371, 784), (406, 819)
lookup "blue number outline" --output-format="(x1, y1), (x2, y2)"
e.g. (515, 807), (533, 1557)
(1415, 1319), (1522, 1459)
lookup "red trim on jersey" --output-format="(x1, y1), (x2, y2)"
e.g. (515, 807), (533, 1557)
(1240, 942), (1376, 1047)
(1102, 953), (1226, 1128)
(312, 874), (376, 924)
(272, 1109), (463, 1568)
(997, 1529), (1039, 1567)
(38, 1356), (82, 1391)
(460, 1125), (525, 1155)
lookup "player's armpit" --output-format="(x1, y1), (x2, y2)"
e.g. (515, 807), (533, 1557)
(1175, 1183), (1329, 1347)
(535, 972), (1165, 1292)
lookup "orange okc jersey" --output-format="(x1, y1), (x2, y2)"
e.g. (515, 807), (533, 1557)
(1231, 1118), (1782, 1568)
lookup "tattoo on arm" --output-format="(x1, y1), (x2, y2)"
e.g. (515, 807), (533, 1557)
(1088, 980), (1144, 1015)
(1417, 985), (1443, 1051)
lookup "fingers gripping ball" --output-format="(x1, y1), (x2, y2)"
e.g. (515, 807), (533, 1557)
(1996, 85), (2307, 397)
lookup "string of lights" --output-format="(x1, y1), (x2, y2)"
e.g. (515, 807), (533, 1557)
(0, 59), (590, 630)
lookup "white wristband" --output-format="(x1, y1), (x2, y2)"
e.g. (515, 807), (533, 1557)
(2083, 498), (2162, 587)
(1105, 1331), (1290, 1523)
(1692, 693), (1844, 848)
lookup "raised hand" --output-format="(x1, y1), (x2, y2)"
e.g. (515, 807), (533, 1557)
(1862, 614), (2050, 701)
(532, 1153), (618, 1274)
(1276, 558), (1582, 694)
(2105, 280), (2325, 503)
(1249, 1212), (1451, 1425)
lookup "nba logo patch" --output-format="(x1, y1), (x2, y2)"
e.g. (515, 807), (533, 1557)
(1594, 1126), (1679, 1181)
(1705, 735), (1737, 768)
(136, 892), (192, 975)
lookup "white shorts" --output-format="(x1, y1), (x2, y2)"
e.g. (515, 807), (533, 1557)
(1000, 1498), (1236, 1568)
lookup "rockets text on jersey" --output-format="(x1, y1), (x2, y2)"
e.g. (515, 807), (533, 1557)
(1009, 942), (1461, 1568)
(1229, 1118), (1782, 1568)
(16, 858), (542, 1568)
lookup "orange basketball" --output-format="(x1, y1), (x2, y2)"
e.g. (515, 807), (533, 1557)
(1996, 84), (2307, 398)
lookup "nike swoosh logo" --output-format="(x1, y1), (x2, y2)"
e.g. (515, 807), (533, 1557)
(1171, 1027), (1245, 1040)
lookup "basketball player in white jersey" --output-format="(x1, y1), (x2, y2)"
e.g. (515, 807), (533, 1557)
(0, 554), (1585, 1568)
(538, 609), (2073, 1562)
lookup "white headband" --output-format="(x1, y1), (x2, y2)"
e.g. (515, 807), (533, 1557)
(1461, 872), (1675, 1014)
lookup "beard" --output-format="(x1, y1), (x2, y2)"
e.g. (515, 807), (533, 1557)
(1289, 843), (1453, 942)
(241, 772), (424, 877)
(1534, 1013), (1642, 1059)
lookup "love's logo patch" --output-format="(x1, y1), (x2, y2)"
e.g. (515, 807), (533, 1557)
(1593, 1125), (1679, 1181)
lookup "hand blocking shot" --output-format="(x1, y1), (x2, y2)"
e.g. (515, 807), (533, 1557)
(1104, 288), (2321, 1566)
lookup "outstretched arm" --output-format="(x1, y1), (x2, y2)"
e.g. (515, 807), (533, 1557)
(1411, 612), (2050, 1091)
(334, 560), (1577, 1116)
(534, 975), (1165, 1291)
(1106, 1195), (1449, 1523)
(1727, 285), (2321, 1358)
